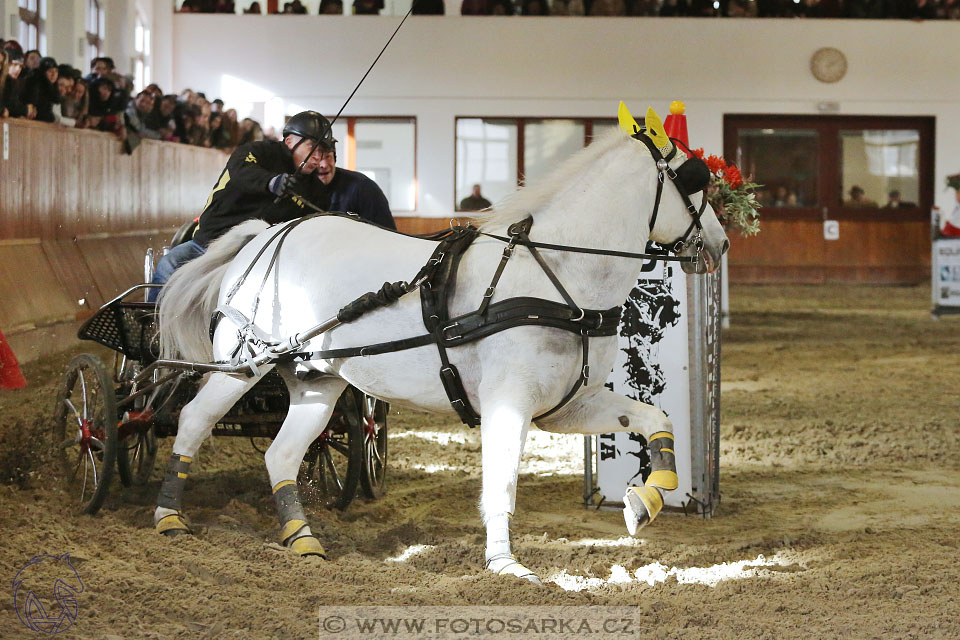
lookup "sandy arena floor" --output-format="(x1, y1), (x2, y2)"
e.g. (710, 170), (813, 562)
(1, 283), (958, 639)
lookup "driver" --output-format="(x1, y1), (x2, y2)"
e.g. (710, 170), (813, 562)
(148, 110), (395, 301)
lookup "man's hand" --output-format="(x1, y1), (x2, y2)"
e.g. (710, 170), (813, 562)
(268, 173), (301, 198)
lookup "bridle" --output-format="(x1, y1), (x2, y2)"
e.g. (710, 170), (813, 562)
(478, 131), (711, 266)
(633, 132), (710, 261)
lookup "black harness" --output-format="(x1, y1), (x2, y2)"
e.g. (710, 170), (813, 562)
(223, 134), (712, 427)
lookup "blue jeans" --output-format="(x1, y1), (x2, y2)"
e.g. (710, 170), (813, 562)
(148, 240), (206, 302)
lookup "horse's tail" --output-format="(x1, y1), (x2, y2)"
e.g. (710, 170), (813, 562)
(158, 220), (269, 362)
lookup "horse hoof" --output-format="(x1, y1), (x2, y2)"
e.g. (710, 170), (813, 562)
(486, 554), (542, 585)
(623, 485), (663, 536)
(155, 512), (192, 537)
(289, 535), (327, 559)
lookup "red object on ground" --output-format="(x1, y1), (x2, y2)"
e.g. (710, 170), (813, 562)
(0, 328), (26, 389)
(663, 100), (690, 157)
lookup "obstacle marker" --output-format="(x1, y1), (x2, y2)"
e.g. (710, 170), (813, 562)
(0, 328), (26, 389)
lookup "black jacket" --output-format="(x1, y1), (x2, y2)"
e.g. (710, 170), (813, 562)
(21, 71), (59, 123)
(193, 140), (395, 246)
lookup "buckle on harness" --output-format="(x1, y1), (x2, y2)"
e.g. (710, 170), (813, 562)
(484, 286), (496, 299)
(430, 252), (445, 265)
(441, 322), (462, 341)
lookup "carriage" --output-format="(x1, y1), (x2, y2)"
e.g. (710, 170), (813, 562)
(51, 223), (389, 516)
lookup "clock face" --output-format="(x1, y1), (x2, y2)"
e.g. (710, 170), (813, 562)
(811, 47), (847, 83)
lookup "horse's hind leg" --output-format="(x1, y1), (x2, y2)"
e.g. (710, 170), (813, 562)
(154, 370), (267, 536)
(535, 386), (677, 535)
(264, 368), (347, 558)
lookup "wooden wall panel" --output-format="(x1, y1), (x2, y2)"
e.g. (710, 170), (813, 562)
(40, 240), (106, 313)
(0, 242), (78, 330)
(727, 218), (929, 284)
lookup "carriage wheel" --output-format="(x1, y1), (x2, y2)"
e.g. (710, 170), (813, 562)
(117, 418), (158, 486)
(298, 387), (363, 510)
(52, 354), (119, 515)
(360, 394), (388, 499)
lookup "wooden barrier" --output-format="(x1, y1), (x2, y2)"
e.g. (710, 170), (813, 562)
(0, 119), (225, 360)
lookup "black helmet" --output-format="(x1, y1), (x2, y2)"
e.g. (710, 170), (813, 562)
(282, 110), (336, 151)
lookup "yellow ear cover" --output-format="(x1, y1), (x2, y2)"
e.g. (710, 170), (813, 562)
(644, 106), (671, 150)
(618, 101), (641, 136)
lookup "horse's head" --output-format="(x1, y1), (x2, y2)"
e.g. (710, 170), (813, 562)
(619, 103), (729, 274)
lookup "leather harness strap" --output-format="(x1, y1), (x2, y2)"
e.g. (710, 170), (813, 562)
(288, 216), (621, 427)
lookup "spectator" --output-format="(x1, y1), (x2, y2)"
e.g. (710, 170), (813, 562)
(522, 0), (550, 13)
(659, 0), (688, 15)
(461, 0), (489, 12)
(85, 56), (115, 83)
(319, 0), (343, 12)
(208, 112), (234, 149)
(238, 117), (265, 145)
(290, 0), (308, 12)
(22, 56), (60, 123)
(488, 0), (515, 13)
(211, 98), (224, 113)
(883, 189), (915, 208)
(24, 49), (41, 71)
(844, 185), (878, 207)
(61, 78), (90, 126)
(627, 0), (661, 14)
(459, 184), (493, 211)
(1, 49), (30, 118)
(87, 76), (124, 134)
(147, 94), (179, 140)
(245, 1), (263, 12)
(413, 0), (446, 12)
(222, 108), (240, 145)
(353, 0), (383, 13)
(901, 0), (938, 18)
(2, 39), (24, 61)
(126, 89), (162, 139)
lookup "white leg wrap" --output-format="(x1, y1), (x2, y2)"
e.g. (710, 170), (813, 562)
(485, 513), (512, 561)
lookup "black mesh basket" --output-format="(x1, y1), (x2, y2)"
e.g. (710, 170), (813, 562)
(79, 299), (160, 363)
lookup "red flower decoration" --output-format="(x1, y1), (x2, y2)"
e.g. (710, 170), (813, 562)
(692, 148), (706, 160)
(723, 164), (743, 190)
(705, 154), (727, 174)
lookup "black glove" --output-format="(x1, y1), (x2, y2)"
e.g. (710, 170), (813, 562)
(268, 173), (300, 198)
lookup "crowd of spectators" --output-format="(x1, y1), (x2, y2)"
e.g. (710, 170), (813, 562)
(177, 0), (959, 17)
(0, 38), (271, 155)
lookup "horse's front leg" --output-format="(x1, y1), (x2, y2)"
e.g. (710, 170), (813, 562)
(477, 375), (541, 585)
(264, 369), (348, 559)
(535, 386), (678, 535)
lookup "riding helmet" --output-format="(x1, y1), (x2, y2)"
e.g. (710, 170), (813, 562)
(282, 110), (337, 151)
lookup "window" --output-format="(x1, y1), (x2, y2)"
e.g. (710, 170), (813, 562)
(86, 0), (104, 64)
(735, 128), (819, 208)
(134, 15), (151, 92)
(18, 0), (45, 53)
(322, 117), (417, 212)
(724, 115), (934, 220)
(455, 117), (616, 210)
(840, 130), (919, 208)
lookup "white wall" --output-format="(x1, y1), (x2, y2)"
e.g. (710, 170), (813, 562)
(166, 16), (960, 218)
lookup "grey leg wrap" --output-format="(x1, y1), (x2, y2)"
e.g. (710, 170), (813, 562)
(272, 481), (326, 557)
(157, 454), (193, 510)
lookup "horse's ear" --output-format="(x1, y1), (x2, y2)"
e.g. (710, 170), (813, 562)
(643, 107), (671, 150)
(618, 101), (641, 137)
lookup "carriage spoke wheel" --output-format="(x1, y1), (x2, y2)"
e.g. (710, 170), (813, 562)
(117, 416), (158, 487)
(298, 388), (363, 510)
(360, 394), (388, 499)
(52, 354), (119, 515)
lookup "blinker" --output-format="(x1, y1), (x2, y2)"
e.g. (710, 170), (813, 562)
(674, 156), (711, 196)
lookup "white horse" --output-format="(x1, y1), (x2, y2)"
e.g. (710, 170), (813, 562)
(154, 104), (729, 584)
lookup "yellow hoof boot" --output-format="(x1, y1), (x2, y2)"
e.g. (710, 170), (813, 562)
(623, 485), (663, 536)
(156, 512), (192, 537)
(290, 535), (327, 559)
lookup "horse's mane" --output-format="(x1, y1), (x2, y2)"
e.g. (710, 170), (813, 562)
(475, 128), (630, 231)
